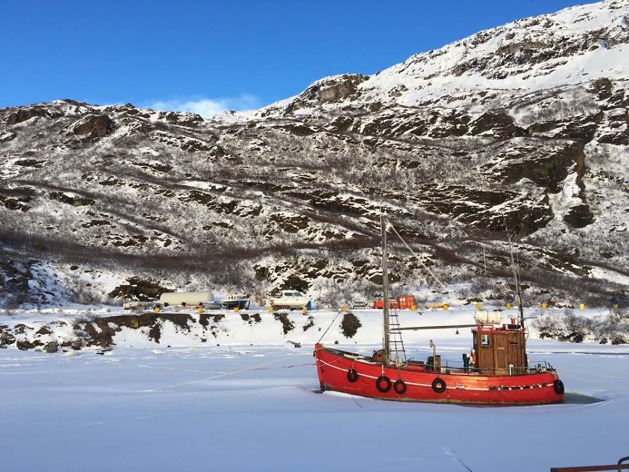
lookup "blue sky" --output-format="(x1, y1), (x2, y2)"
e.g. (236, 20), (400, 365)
(3, 0), (595, 117)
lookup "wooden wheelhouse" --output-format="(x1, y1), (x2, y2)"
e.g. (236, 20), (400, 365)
(473, 321), (527, 375)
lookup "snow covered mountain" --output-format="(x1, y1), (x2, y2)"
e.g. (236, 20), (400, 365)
(1, 0), (628, 308)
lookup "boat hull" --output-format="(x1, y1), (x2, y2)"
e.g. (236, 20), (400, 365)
(222, 299), (250, 310)
(314, 344), (564, 405)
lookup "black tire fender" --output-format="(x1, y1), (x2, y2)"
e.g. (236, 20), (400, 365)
(375, 375), (392, 393)
(432, 377), (447, 393)
(553, 379), (565, 395)
(346, 368), (359, 383)
(393, 379), (407, 395)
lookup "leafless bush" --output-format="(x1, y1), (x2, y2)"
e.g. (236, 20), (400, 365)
(534, 309), (629, 344)
(69, 280), (99, 305)
(534, 314), (565, 340)
(73, 313), (98, 324)
(559, 310), (595, 343)
(340, 312), (362, 338)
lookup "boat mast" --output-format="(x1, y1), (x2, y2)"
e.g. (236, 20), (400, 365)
(381, 212), (391, 364)
(507, 232), (528, 367)
(507, 236), (525, 328)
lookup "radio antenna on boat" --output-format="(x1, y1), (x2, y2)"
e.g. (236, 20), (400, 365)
(502, 219), (525, 329)
(504, 222), (528, 367)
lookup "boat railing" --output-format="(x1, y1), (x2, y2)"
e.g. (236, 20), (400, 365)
(411, 358), (556, 376)
(530, 361), (556, 374)
(550, 455), (629, 471)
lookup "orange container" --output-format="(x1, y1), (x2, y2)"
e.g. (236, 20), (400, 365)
(397, 295), (416, 310)
(373, 299), (400, 309)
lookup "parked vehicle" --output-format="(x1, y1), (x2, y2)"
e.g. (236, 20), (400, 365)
(122, 301), (142, 310)
(270, 290), (312, 310)
(159, 291), (215, 306)
(221, 294), (251, 310)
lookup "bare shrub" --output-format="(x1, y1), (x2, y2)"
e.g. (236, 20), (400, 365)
(593, 310), (629, 345)
(534, 314), (565, 340)
(73, 313), (98, 324)
(560, 310), (595, 343)
(340, 312), (362, 338)
(70, 280), (99, 305)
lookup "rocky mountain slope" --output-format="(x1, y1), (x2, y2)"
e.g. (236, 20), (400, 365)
(1, 0), (628, 309)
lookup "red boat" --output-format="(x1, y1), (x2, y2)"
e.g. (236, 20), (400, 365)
(314, 215), (565, 405)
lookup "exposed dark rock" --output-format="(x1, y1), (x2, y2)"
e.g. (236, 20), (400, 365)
(16, 340), (34, 351)
(290, 74), (368, 112)
(0, 330), (14, 347)
(6, 108), (53, 125)
(469, 111), (525, 139)
(273, 313), (295, 334)
(70, 114), (114, 138)
(564, 204), (595, 228)
(36, 326), (52, 335)
(0, 132), (16, 142)
(109, 277), (170, 302)
(590, 78), (614, 100)
(240, 313), (262, 324)
(0, 194), (31, 212)
(49, 191), (95, 207)
(303, 316), (315, 331)
(43, 341), (59, 353)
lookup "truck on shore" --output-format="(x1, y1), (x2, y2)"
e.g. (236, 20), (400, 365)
(159, 291), (215, 307)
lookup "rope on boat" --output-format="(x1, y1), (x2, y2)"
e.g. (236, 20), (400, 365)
(316, 309), (343, 344)
(445, 449), (475, 472)
(140, 352), (307, 393)
(388, 222), (448, 292)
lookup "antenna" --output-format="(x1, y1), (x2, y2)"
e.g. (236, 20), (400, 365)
(506, 231), (524, 328)
(504, 220), (528, 367)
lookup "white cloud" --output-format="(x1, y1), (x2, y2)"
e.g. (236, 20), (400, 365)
(146, 95), (261, 118)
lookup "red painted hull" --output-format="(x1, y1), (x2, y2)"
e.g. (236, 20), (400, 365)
(314, 344), (564, 405)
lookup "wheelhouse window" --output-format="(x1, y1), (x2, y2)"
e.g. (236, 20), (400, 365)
(481, 334), (490, 347)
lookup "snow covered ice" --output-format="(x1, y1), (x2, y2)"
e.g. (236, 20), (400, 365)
(1, 307), (628, 471)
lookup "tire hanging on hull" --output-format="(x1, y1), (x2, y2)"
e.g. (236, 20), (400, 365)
(347, 368), (358, 383)
(432, 377), (447, 393)
(376, 376), (392, 393)
(393, 379), (407, 395)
